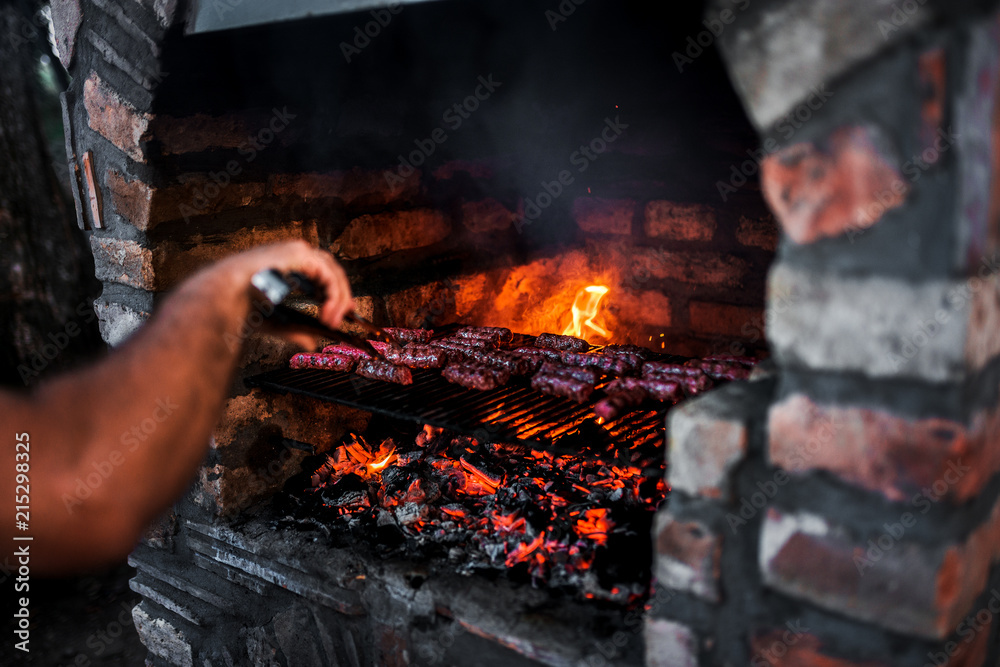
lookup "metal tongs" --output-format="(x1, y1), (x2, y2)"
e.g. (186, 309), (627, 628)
(250, 269), (397, 358)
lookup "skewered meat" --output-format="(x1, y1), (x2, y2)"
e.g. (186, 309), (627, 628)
(383, 327), (434, 344)
(381, 343), (448, 369)
(432, 336), (496, 351)
(595, 349), (643, 372)
(442, 363), (510, 391)
(642, 361), (703, 378)
(537, 362), (599, 384)
(531, 372), (595, 403)
(322, 344), (373, 361)
(289, 353), (356, 372)
(456, 326), (513, 345)
(699, 361), (751, 381)
(535, 333), (589, 353)
(465, 350), (538, 375)
(601, 344), (652, 361)
(356, 358), (413, 385)
(512, 346), (563, 362)
(606, 376), (681, 402)
(560, 351), (630, 376)
(594, 386), (648, 420)
(702, 354), (758, 366)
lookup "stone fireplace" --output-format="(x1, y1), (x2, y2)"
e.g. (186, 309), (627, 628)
(50, 0), (1000, 664)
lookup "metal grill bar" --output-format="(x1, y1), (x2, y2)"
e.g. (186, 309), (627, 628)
(245, 328), (682, 451)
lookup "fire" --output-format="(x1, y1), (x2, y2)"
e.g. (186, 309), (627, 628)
(562, 285), (610, 341)
(575, 508), (613, 546)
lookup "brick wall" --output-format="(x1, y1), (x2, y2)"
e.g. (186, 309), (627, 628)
(650, 1), (1000, 665)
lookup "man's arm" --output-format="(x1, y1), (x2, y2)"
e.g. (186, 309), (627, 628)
(2, 241), (353, 574)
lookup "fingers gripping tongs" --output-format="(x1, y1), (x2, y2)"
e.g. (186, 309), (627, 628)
(249, 269), (394, 358)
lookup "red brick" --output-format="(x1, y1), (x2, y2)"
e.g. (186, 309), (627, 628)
(737, 214), (779, 251)
(106, 170), (266, 230)
(634, 248), (748, 288)
(644, 201), (717, 241)
(269, 168), (419, 208)
(90, 236), (155, 290)
(573, 197), (635, 235)
(761, 125), (906, 244)
(192, 390), (370, 517)
(461, 198), (518, 234)
(918, 48), (947, 157)
(689, 302), (763, 339)
(608, 289), (672, 329)
(668, 383), (756, 501)
(768, 393), (1000, 505)
(759, 504), (1000, 639)
(334, 210), (450, 260)
(83, 73), (151, 163)
(152, 113), (256, 155)
(50, 0), (83, 69)
(654, 511), (722, 602)
(645, 617), (699, 667)
(749, 630), (889, 667)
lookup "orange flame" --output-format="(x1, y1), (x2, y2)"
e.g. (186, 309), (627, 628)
(562, 285), (610, 341)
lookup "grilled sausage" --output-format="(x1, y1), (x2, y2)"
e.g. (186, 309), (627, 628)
(356, 358), (413, 385)
(560, 351), (630, 376)
(594, 386), (649, 420)
(321, 343), (373, 361)
(383, 327), (434, 344)
(381, 343), (448, 369)
(289, 353), (356, 372)
(535, 333), (589, 353)
(531, 372), (595, 403)
(442, 363), (510, 391)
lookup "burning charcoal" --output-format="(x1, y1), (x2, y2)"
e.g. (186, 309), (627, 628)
(356, 358), (413, 385)
(289, 352), (356, 372)
(403, 478), (442, 504)
(383, 327), (434, 344)
(395, 502), (429, 526)
(442, 362), (510, 391)
(535, 332), (589, 353)
(559, 351), (630, 376)
(459, 453), (505, 488)
(319, 473), (370, 508)
(321, 343), (373, 361)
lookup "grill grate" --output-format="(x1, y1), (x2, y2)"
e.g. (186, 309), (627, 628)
(245, 328), (688, 452)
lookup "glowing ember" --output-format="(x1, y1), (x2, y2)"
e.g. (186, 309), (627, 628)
(289, 424), (666, 604)
(562, 285), (610, 341)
